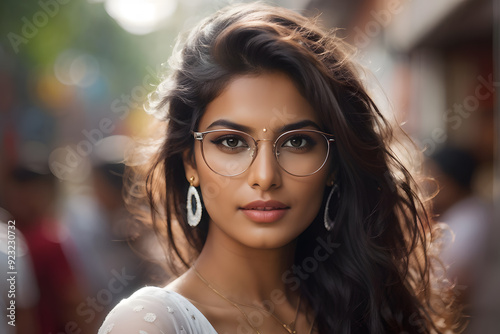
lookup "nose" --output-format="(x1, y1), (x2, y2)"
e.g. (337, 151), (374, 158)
(246, 141), (282, 191)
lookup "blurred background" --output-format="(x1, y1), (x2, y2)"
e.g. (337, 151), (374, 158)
(0, 0), (498, 333)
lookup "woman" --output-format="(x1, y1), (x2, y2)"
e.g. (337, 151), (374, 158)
(99, 3), (463, 333)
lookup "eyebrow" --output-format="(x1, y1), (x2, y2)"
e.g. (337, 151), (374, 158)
(205, 119), (322, 133)
(278, 120), (321, 133)
(206, 119), (252, 132)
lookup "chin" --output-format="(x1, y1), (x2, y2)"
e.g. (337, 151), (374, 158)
(235, 227), (301, 250)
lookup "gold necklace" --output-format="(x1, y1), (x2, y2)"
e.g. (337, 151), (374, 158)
(229, 287), (302, 333)
(192, 266), (315, 334)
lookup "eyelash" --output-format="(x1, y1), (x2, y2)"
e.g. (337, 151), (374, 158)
(211, 135), (249, 150)
(281, 135), (316, 150)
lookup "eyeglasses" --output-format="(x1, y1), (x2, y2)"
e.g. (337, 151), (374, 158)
(193, 129), (335, 177)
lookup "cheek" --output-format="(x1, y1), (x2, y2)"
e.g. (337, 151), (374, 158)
(198, 178), (243, 234)
(289, 175), (328, 223)
(195, 149), (234, 216)
(300, 185), (325, 218)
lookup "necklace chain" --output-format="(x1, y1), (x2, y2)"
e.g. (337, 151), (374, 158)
(192, 266), (314, 334)
(238, 294), (301, 333)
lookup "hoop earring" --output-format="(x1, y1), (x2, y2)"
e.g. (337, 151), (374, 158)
(187, 176), (202, 227)
(324, 184), (339, 231)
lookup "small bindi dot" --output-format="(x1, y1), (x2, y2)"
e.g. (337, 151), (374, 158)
(263, 128), (267, 132)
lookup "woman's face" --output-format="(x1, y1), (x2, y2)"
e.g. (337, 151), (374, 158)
(184, 71), (333, 249)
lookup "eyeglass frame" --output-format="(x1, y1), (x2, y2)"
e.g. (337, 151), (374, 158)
(192, 128), (335, 177)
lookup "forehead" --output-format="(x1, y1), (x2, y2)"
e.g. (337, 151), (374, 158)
(198, 72), (319, 134)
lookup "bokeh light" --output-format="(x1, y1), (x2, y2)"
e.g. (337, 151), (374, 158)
(104, 0), (178, 35)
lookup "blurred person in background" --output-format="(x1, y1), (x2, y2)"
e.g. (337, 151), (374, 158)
(427, 146), (493, 310)
(61, 135), (167, 332)
(1, 158), (89, 333)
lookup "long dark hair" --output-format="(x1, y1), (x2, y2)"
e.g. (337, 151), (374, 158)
(126, 3), (463, 333)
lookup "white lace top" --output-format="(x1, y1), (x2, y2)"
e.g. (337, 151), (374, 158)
(98, 286), (218, 334)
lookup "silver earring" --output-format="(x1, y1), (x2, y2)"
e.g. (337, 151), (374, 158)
(187, 176), (202, 227)
(324, 184), (339, 231)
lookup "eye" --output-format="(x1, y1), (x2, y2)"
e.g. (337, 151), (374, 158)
(278, 132), (319, 154)
(211, 135), (249, 150)
(222, 137), (246, 148)
(282, 135), (314, 149)
(283, 136), (307, 148)
(227, 138), (241, 147)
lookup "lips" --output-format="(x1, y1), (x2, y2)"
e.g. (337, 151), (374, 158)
(240, 200), (289, 223)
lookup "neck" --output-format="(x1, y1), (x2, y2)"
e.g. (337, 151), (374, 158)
(194, 221), (297, 305)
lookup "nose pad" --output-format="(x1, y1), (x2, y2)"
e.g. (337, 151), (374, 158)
(253, 141), (275, 166)
(247, 141), (281, 190)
